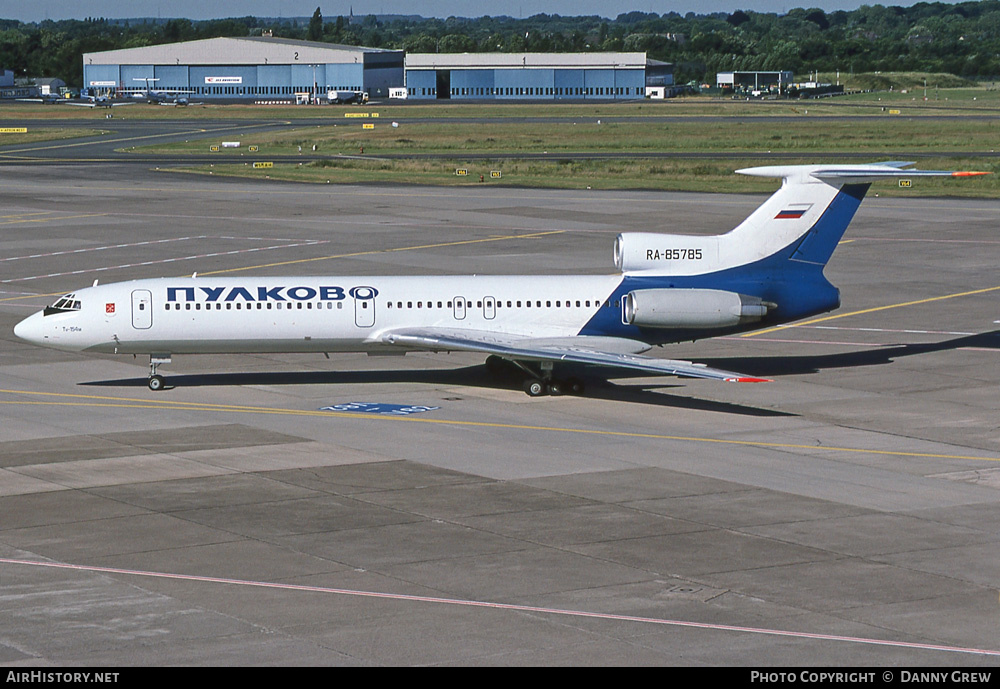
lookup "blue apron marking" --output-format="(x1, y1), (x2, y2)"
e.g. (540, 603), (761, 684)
(320, 402), (440, 415)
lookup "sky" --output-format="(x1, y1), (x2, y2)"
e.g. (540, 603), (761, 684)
(0, 0), (966, 23)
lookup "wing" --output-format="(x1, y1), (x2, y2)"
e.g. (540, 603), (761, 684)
(382, 327), (769, 383)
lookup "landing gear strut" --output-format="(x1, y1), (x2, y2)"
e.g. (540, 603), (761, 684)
(509, 360), (585, 397)
(148, 354), (171, 391)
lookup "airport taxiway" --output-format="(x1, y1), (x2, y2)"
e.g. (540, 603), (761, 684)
(1, 164), (999, 665)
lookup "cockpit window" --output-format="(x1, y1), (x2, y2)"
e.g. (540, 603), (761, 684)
(43, 294), (82, 316)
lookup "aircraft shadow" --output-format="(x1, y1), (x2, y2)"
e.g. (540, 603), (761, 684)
(80, 364), (791, 417)
(80, 330), (995, 415)
(698, 329), (1000, 378)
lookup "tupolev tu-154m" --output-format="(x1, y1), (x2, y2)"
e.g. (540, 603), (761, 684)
(14, 162), (987, 396)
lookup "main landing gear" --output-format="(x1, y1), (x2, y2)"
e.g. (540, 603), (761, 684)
(147, 354), (171, 391)
(521, 377), (585, 397)
(489, 356), (586, 397)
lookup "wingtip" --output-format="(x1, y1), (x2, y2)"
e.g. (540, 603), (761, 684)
(725, 376), (773, 383)
(951, 171), (991, 177)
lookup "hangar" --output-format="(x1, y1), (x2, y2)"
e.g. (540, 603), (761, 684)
(403, 52), (667, 100)
(82, 37), (404, 101)
(716, 70), (794, 96)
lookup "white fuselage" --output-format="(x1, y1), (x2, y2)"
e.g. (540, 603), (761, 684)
(14, 275), (627, 355)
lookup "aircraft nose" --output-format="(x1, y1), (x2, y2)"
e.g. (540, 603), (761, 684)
(14, 311), (45, 345)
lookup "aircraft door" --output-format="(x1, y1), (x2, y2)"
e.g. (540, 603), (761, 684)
(453, 296), (466, 320)
(483, 296), (496, 320)
(352, 286), (376, 327)
(131, 289), (152, 329)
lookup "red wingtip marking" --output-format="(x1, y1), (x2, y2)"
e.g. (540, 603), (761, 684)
(725, 377), (773, 383)
(951, 171), (991, 177)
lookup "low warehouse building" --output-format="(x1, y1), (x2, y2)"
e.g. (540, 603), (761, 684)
(403, 52), (666, 100)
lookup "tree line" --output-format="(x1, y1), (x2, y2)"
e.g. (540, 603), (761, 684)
(2, 2), (999, 88)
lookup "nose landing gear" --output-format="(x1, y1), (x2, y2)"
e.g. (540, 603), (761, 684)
(147, 354), (171, 391)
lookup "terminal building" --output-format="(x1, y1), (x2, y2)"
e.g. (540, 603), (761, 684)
(82, 36), (404, 100)
(403, 52), (668, 100)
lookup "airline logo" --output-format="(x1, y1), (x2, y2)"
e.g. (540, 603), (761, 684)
(205, 76), (243, 84)
(166, 285), (378, 303)
(775, 204), (812, 220)
(106, 303), (115, 314)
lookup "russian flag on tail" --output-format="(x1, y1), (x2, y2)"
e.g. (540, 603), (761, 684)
(775, 203), (812, 219)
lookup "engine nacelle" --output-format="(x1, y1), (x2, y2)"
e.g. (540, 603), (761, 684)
(623, 288), (770, 329)
(614, 232), (719, 273)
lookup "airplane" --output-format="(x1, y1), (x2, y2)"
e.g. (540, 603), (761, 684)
(149, 94), (202, 106)
(130, 78), (200, 106)
(13, 162), (987, 396)
(16, 94), (70, 104)
(63, 95), (135, 108)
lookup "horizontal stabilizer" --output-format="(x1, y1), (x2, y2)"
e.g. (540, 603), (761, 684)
(736, 162), (989, 186)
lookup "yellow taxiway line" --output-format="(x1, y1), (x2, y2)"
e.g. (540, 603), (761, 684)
(1, 388), (996, 463)
(743, 285), (1000, 338)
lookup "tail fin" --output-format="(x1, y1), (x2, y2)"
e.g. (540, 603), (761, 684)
(616, 162), (987, 276)
(728, 162), (988, 268)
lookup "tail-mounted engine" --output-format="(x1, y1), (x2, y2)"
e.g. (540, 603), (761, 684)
(614, 233), (719, 273)
(623, 288), (772, 329)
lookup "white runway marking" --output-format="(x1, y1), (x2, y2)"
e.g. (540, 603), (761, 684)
(805, 325), (977, 336)
(1, 236), (211, 263)
(1, 240), (328, 282)
(2, 557), (997, 658)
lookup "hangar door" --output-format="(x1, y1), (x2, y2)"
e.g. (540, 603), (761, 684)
(436, 70), (451, 99)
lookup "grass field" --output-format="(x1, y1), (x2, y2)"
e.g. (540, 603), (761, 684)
(180, 156), (997, 196)
(136, 116), (1000, 156)
(139, 101), (1000, 196)
(4, 75), (1000, 195)
(0, 127), (105, 146)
